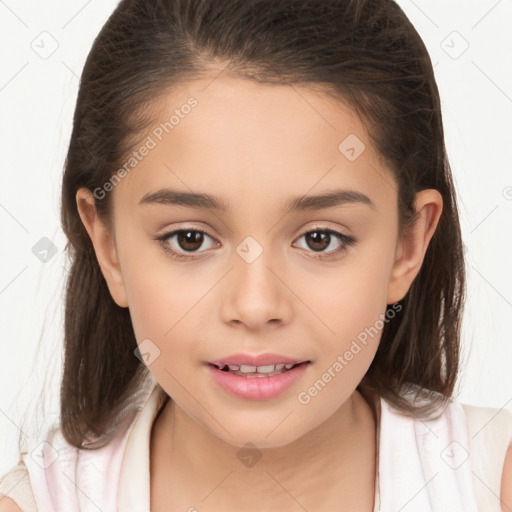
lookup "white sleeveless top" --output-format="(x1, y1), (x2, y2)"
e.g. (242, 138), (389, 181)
(1, 380), (511, 512)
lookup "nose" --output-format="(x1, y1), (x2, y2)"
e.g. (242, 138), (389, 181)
(220, 247), (293, 332)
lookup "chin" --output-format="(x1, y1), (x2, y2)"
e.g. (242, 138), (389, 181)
(209, 421), (310, 450)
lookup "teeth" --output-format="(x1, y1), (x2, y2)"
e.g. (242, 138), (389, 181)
(239, 365), (258, 373)
(257, 365), (276, 373)
(215, 362), (300, 376)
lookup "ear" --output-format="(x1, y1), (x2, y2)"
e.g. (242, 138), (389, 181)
(387, 189), (443, 304)
(75, 188), (128, 308)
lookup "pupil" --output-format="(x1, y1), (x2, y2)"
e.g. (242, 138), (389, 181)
(307, 231), (330, 251)
(178, 231), (203, 251)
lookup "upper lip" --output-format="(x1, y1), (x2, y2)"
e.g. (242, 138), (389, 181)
(208, 353), (310, 367)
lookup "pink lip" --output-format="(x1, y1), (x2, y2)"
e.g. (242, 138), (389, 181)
(208, 352), (308, 367)
(206, 361), (310, 401)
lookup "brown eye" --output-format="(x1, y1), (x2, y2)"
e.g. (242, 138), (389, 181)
(304, 231), (331, 252)
(175, 230), (205, 252)
(294, 228), (356, 259)
(156, 228), (219, 260)
(155, 226), (356, 262)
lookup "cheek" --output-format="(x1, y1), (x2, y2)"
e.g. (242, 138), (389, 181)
(119, 245), (214, 388)
(295, 273), (387, 417)
(123, 264), (205, 396)
(118, 233), (201, 337)
(300, 244), (394, 385)
(303, 256), (392, 343)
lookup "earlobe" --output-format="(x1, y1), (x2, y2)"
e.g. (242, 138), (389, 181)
(75, 188), (129, 308)
(386, 189), (443, 304)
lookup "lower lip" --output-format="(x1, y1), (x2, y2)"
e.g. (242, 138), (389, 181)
(207, 362), (310, 400)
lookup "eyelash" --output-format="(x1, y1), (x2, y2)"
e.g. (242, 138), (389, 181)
(154, 226), (356, 261)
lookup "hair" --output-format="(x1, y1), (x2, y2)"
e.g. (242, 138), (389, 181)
(59, 0), (466, 449)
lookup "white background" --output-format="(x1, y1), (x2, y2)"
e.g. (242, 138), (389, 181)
(1, 0), (511, 475)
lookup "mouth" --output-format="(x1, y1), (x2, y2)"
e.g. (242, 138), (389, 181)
(206, 359), (311, 400)
(208, 361), (309, 378)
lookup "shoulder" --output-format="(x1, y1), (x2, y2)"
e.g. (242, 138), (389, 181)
(0, 497), (23, 512)
(0, 460), (37, 512)
(500, 425), (512, 512)
(381, 388), (512, 510)
(461, 403), (512, 512)
(502, 443), (512, 512)
(461, 402), (512, 452)
(0, 459), (36, 512)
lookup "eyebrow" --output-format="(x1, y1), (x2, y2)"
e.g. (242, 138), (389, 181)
(138, 187), (375, 213)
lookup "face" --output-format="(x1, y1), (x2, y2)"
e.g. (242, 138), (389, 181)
(79, 74), (439, 449)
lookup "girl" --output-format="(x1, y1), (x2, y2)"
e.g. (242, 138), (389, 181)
(1, 0), (511, 510)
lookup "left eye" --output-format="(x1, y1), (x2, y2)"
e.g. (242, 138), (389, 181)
(293, 228), (356, 259)
(155, 227), (356, 260)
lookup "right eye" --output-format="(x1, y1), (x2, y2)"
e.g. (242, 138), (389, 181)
(155, 228), (220, 260)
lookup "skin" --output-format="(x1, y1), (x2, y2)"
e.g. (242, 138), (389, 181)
(75, 73), (444, 511)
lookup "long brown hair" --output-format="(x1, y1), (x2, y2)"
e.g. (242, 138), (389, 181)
(59, 0), (466, 449)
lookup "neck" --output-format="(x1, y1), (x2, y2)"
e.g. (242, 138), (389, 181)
(151, 389), (378, 511)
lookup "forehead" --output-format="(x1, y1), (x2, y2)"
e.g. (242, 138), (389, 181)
(113, 74), (397, 213)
